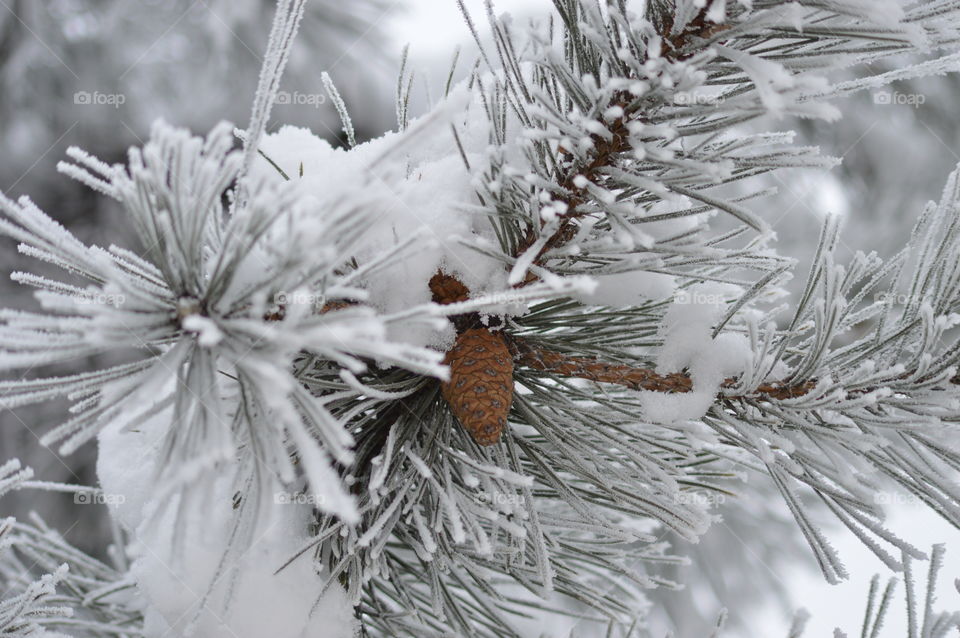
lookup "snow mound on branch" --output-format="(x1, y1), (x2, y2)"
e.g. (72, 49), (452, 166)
(98, 411), (358, 638)
(640, 284), (751, 425)
(252, 89), (507, 349)
(96, 411), (170, 533)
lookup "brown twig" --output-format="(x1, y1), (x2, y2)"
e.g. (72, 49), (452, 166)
(512, 93), (634, 271)
(510, 336), (829, 402)
(430, 265), (823, 402)
(510, 336), (960, 401)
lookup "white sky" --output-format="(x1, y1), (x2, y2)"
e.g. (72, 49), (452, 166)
(391, 2), (960, 636)
(393, 0), (540, 56)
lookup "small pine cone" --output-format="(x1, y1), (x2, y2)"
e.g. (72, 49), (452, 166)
(441, 328), (514, 446)
(429, 271), (470, 305)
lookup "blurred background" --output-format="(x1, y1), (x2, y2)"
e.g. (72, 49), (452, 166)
(0, 1), (958, 636)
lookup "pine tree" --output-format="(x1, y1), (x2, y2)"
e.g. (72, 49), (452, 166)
(3, 0), (960, 636)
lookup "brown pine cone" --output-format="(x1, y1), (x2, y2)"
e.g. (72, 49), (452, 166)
(441, 328), (514, 446)
(429, 271), (470, 304)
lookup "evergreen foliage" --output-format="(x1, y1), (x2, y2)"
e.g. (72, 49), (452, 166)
(3, 1), (960, 636)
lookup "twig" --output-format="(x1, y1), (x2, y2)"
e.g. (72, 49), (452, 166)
(508, 337), (916, 402)
(512, 3), (728, 278)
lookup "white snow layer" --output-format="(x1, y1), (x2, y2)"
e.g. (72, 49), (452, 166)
(639, 284), (751, 425)
(252, 89), (507, 349)
(98, 411), (358, 638)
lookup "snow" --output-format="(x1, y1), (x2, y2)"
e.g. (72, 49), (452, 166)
(639, 284), (752, 425)
(96, 412), (169, 533)
(642, 195), (712, 239)
(97, 408), (359, 638)
(576, 269), (676, 306)
(251, 87), (508, 349)
(132, 486), (357, 638)
(181, 315), (224, 347)
(4, 2), (960, 637)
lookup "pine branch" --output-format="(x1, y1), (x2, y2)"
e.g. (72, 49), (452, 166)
(510, 336), (819, 401)
(435, 267), (815, 402)
(512, 1), (729, 270)
(7, 1), (960, 635)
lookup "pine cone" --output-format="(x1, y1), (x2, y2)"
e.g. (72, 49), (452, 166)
(429, 271), (470, 304)
(441, 328), (514, 446)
